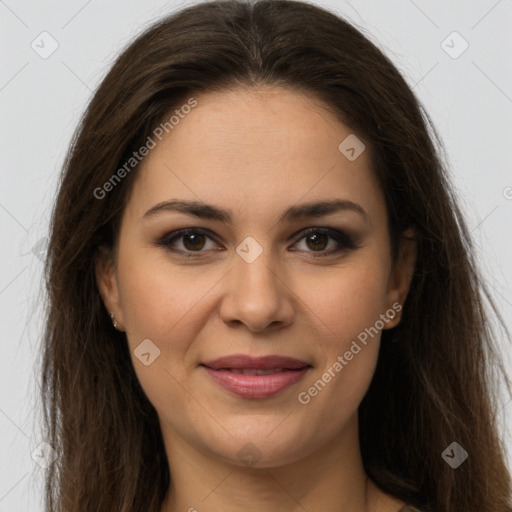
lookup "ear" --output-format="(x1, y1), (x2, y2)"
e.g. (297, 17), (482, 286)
(95, 246), (124, 331)
(384, 228), (417, 329)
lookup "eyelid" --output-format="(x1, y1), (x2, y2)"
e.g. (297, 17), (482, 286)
(157, 226), (359, 256)
(158, 228), (221, 254)
(294, 227), (359, 252)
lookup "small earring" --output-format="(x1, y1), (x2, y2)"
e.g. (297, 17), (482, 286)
(110, 311), (118, 330)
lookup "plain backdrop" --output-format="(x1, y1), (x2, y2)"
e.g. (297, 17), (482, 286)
(1, 0), (511, 510)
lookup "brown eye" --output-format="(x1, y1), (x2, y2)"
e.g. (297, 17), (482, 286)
(304, 232), (329, 251)
(157, 227), (358, 258)
(182, 233), (207, 251)
(292, 228), (358, 256)
(158, 228), (219, 255)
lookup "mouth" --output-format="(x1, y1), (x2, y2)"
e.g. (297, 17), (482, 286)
(200, 354), (312, 399)
(212, 368), (298, 375)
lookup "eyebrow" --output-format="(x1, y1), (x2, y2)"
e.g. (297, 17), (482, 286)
(142, 198), (368, 223)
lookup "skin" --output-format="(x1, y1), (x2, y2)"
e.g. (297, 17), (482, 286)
(96, 86), (416, 512)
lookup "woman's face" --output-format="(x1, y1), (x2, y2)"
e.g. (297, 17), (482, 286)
(97, 86), (415, 468)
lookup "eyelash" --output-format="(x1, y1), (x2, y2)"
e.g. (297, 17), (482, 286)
(156, 227), (359, 258)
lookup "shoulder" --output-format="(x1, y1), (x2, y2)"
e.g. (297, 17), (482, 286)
(398, 506), (423, 512)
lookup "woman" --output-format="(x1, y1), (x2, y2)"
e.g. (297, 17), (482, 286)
(41, 0), (512, 511)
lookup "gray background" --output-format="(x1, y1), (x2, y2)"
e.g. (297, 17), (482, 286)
(1, 0), (511, 509)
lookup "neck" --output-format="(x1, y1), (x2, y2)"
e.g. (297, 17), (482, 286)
(159, 414), (392, 512)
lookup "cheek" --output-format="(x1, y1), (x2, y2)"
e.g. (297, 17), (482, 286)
(116, 262), (206, 421)
(117, 250), (211, 342)
(114, 252), (209, 394)
(300, 257), (391, 344)
(293, 258), (390, 413)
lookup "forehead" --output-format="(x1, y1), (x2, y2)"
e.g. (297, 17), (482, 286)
(123, 86), (386, 228)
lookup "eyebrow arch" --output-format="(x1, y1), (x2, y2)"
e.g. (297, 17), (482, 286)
(142, 198), (368, 223)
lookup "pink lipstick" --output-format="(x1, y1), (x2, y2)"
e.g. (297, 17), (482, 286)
(201, 354), (311, 399)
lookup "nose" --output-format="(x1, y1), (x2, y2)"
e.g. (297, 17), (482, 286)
(219, 246), (295, 333)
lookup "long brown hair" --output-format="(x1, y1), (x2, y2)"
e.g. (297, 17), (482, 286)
(42, 0), (512, 510)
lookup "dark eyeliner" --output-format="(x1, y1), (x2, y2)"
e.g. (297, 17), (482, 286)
(155, 227), (359, 257)
(155, 228), (219, 256)
(291, 227), (359, 256)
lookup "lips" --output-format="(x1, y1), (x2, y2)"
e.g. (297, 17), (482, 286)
(202, 354), (310, 371)
(220, 368), (289, 375)
(201, 354), (312, 399)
